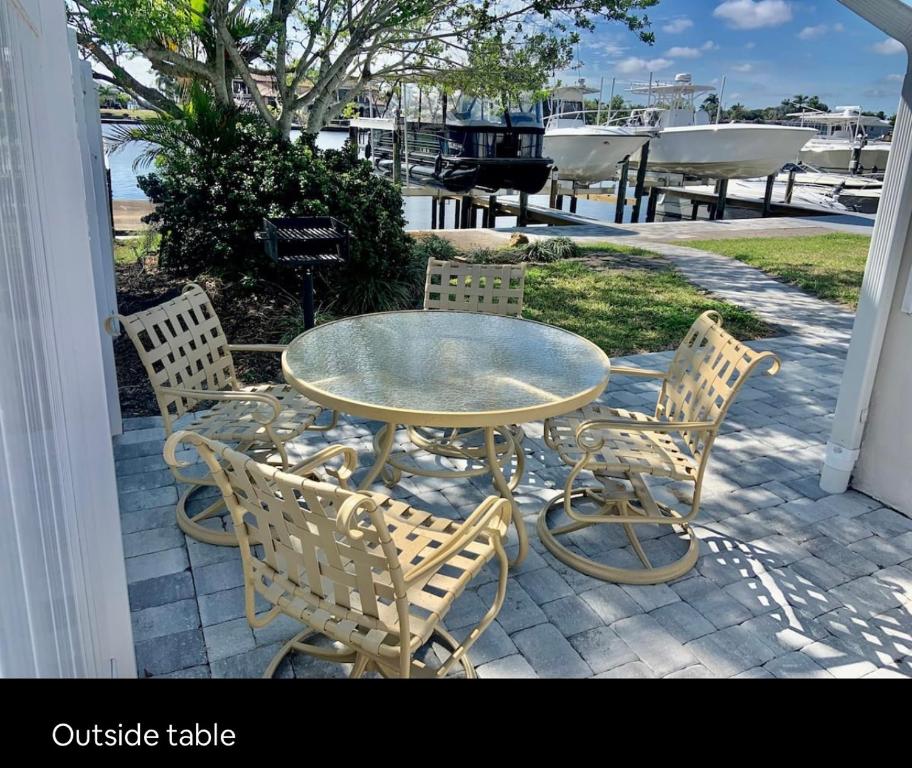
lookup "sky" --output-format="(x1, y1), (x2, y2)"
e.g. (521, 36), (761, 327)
(559, 0), (908, 115)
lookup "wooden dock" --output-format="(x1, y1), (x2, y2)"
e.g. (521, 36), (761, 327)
(654, 184), (840, 219)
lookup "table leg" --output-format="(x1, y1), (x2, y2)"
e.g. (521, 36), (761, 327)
(485, 425), (528, 566)
(359, 421), (397, 491)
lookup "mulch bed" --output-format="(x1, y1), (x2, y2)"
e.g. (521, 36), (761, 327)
(114, 262), (307, 417)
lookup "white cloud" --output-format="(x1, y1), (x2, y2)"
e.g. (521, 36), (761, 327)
(798, 25), (827, 40)
(666, 46), (702, 59)
(615, 57), (674, 75)
(702, 40), (719, 51)
(872, 38), (906, 55)
(799, 23), (845, 40)
(662, 18), (694, 34)
(887, 73), (904, 82)
(732, 63), (754, 73)
(745, 42), (756, 49)
(590, 40), (628, 57)
(713, 0), (792, 30)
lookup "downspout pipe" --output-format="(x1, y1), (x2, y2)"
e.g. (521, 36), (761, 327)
(821, 0), (912, 493)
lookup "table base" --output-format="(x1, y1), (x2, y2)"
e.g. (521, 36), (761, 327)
(359, 422), (529, 566)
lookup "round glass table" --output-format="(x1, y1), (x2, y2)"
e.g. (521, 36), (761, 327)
(283, 310), (611, 564)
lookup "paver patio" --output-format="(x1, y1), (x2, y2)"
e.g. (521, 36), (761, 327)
(116, 228), (912, 679)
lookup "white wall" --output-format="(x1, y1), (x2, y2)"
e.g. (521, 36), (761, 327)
(854, 240), (912, 514)
(0, 0), (135, 676)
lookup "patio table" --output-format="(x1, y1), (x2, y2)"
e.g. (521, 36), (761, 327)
(282, 310), (611, 565)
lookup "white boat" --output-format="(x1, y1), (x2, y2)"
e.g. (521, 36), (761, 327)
(622, 74), (816, 179)
(787, 106), (892, 173)
(542, 85), (652, 183)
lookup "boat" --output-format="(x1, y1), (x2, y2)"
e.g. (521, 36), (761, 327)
(621, 74), (816, 179)
(444, 92), (553, 192)
(350, 90), (552, 194)
(787, 106), (892, 173)
(542, 84), (653, 183)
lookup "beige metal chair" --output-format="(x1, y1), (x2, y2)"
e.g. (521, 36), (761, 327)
(538, 310), (781, 585)
(164, 431), (511, 678)
(423, 259), (526, 316)
(109, 283), (336, 545)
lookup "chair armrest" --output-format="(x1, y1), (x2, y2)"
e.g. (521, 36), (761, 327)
(289, 444), (359, 489)
(576, 417), (716, 444)
(402, 496), (512, 584)
(158, 386), (282, 425)
(609, 365), (668, 379)
(227, 344), (287, 354)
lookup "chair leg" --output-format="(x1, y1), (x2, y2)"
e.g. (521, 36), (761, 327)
(307, 409), (340, 432)
(262, 628), (358, 678)
(537, 479), (700, 585)
(435, 536), (510, 678)
(349, 654), (372, 679)
(175, 482), (239, 547)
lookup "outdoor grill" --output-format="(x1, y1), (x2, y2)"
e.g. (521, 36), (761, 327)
(258, 216), (349, 329)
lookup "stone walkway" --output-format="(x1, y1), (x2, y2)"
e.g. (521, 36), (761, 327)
(116, 233), (912, 679)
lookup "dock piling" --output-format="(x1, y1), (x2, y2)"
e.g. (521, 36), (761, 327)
(614, 159), (630, 224)
(762, 173), (776, 217)
(715, 178), (729, 220)
(549, 178), (559, 209)
(487, 194), (497, 228)
(518, 192), (529, 227)
(785, 168), (797, 203)
(646, 186), (660, 223)
(392, 110), (402, 184)
(631, 141), (650, 222)
(454, 197), (462, 229)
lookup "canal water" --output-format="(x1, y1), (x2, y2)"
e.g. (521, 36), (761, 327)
(103, 124), (631, 228)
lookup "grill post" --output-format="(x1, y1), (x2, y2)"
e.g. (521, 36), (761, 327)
(302, 268), (316, 330)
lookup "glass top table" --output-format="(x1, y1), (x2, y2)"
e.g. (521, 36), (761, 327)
(282, 310), (611, 428)
(283, 310), (611, 567)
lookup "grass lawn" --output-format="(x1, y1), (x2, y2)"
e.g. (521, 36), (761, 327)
(523, 258), (774, 356)
(101, 108), (159, 121)
(683, 233), (870, 307)
(114, 232), (160, 265)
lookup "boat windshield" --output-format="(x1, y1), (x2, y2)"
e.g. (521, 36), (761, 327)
(449, 94), (543, 127)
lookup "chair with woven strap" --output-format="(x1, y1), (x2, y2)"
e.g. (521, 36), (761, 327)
(164, 431), (511, 678)
(538, 310), (781, 585)
(423, 258), (526, 317)
(110, 282), (337, 546)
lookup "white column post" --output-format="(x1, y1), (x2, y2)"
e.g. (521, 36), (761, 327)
(822, 0), (912, 492)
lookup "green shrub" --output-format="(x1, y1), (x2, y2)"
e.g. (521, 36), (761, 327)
(411, 235), (459, 263)
(137, 114), (422, 315)
(523, 236), (580, 262)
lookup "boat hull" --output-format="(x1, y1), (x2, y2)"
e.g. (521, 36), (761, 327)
(543, 129), (650, 183)
(799, 141), (891, 173)
(631, 124), (816, 179)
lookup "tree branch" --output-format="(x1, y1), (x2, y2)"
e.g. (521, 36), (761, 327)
(78, 35), (182, 117)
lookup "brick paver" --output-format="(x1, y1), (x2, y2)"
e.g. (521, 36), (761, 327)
(115, 235), (912, 678)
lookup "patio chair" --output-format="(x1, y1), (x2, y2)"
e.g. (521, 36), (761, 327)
(538, 310), (781, 585)
(423, 258), (526, 317)
(164, 431), (511, 678)
(109, 282), (337, 546)
(413, 258), (527, 481)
